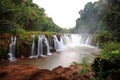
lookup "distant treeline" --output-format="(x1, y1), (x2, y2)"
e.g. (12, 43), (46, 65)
(74, 0), (120, 34)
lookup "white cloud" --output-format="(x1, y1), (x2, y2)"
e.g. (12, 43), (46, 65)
(33, 0), (98, 29)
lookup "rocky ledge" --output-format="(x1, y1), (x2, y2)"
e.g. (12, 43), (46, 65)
(0, 64), (95, 80)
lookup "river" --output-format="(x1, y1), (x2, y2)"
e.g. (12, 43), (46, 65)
(13, 45), (99, 70)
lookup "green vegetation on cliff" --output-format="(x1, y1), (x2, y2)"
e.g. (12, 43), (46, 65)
(0, 0), (63, 34)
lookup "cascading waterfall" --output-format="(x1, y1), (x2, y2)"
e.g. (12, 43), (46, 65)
(52, 35), (65, 51)
(62, 34), (71, 45)
(42, 35), (52, 55)
(79, 34), (92, 45)
(7, 36), (16, 61)
(12, 36), (16, 58)
(7, 34), (93, 60)
(71, 34), (82, 45)
(62, 34), (92, 46)
(85, 36), (92, 45)
(37, 35), (43, 57)
(30, 35), (52, 58)
(53, 35), (59, 50)
(31, 34), (93, 58)
(29, 35), (37, 58)
(59, 36), (65, 49)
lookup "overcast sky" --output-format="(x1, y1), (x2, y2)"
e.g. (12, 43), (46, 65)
(33, 0), (98, 29)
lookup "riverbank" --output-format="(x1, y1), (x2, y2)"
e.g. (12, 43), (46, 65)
(0, 64), (95, 80)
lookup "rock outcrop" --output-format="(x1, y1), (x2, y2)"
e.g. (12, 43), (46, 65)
(0, 64), (95, 80)
(0, 64), (39, 80)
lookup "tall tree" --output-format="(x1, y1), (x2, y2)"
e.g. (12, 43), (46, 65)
(74, 0), (108, 33)
(103, 0), (120, 32)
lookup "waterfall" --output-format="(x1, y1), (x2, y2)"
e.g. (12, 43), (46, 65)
(37, 35), (43, 57)
(59, 36), (65, 49)
(29, 35), (37, 58)
(7, 34), (93, 60)
(79, 34), (92, 45)
(35, 34), (92, 56)
(85, 36), (92, 45)
(71, 34), (82, 45)
(62, 34), (92, 47)
(52, 35), (65, 51)
(53, 35), (59, 50)
(43, 35), (52, 55)
(62, 34), (71, 45)
(7, 36), (16, 61)
(30, 35), (52, 58)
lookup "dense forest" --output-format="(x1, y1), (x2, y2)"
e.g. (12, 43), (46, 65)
(75, 0), (120, 34)
(0, 0), (65, 34)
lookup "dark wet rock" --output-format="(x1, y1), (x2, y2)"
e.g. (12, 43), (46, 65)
(107, 72), (120, 80)
(0, 71), (7, 78)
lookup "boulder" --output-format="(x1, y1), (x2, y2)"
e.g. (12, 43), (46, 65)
(0, 64), (95, 80)
(0, 64), (39, 80)
(52, 66), (65, 74)
(32, 69), (57, 80)
(52, 64), (83, 80)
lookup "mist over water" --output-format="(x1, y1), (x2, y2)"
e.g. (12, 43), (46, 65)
(13, 34), (99, 70)
(15, 45), (98, 70)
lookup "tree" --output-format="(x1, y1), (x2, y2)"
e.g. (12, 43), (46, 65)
(103, 0), (120, 32)
(74, 0), (108, 33)
(0, 0), (64, 34)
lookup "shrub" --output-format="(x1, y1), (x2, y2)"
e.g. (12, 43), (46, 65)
(93, 31), (119, 48)
(101, 42), (120, 61)
(79, 57), (92, 77)
(92, 58), (120, 79)
(92, 42), (120, 79)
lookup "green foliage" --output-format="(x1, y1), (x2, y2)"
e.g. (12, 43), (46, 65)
(92, 57), (120, 79)
(75, 0), (108, 33)
(79, 57), (91, 77)
(16, 34), (32, 57)
(93, 31), (120, 48)
(74, 0), (120, 34)
(0, 0), (64, 34)
(92, 42), (120, 79)
(16, 28), (27, 34)
(101, 42), (120, 60)
(103, 5), (120, 32)
(97, 20), (106, 32)
(77, 1), (120, 79)
(71, 62), (78, 66)
(71, 57), (92, 78)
